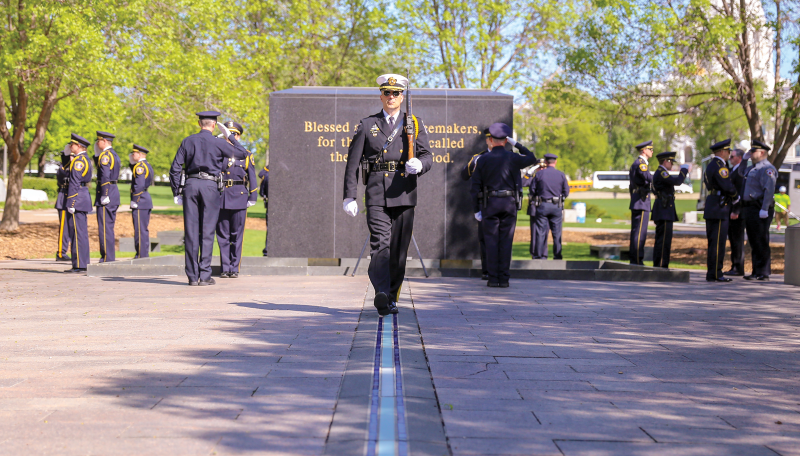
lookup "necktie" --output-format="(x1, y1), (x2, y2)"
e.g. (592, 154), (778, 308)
(388, 116), (394, 128)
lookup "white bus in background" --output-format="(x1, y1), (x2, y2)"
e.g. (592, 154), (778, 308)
(591, 170), (693, 193)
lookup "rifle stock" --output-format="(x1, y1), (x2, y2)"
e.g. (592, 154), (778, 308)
(405, 69), (415, 160)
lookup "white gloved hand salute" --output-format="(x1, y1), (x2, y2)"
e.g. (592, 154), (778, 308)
(506, 136), (517, 147)
(217, 122), (231, 138)
(174, 196), (183, 205)
(474, 212), (482, 222)
(100, 196), (110, 206)
(680, 163), (691, 172)
(405, 158), (423, 175)
(343, 198), (358, 217)
(759, 209), (769, 219)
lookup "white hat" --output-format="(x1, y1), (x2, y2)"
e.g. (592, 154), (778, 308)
(376, 74), (408, 91)
(779, 186), (787, 193)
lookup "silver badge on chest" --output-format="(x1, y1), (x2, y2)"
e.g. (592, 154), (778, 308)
(370, 124), (379, 137)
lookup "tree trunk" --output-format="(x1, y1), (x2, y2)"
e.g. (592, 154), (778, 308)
(0, 160), (24, 231)
(37, 147), (46, 177)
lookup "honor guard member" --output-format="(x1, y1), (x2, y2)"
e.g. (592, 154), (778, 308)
(651, 152), (690, 268)
(741, 139), (777, 281)
(470, 123), (537, 287)
(54, 147), (72, 261)
(343, 73), (433, 316)
(524, 158), (546, 258)
(130, 145), (154, 259)
(94, 131), (120, 262)
(629, 141), (654, 265)
(169, 111), (236, 286)
(704, 139), (739, 282)
(531, 154), (569, 260)
(216, 121), (258, 278)
(258, 164), (269, 256)
(64, 133), (93, 273)
(725, 148), (747, 276)
(460, 128), (493, 280)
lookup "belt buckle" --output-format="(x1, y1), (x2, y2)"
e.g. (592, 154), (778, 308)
(387, 162), (396, 172)
(225, 179), (234, 188)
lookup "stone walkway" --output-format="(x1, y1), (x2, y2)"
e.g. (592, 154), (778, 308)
(1, 259), (799, 455)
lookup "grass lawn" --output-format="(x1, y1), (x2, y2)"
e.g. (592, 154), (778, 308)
(511, 241), (706, 270)
(517, 198), (699, 228)
(90, 229), (267, 259)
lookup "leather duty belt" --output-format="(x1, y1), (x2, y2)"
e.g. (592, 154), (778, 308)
(488, 190), (515, 198)
(224, 179), (246, 187)
(539, 197), (561, 204)
(187, 172), (218, 181)
(100, 180), (118, 186)
(370, 161), (403, 172)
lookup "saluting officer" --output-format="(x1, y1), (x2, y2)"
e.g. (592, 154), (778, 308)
(531, 153), (569, 260)
(460, 128), (494, 280)
(169, 111), (236, 286)
(741, 139), (777, 281)
(703, 139), (739, 282)
(130, 145), (154, 259)
(54, 147), (72, 262)
(651, 152), (690, 268)
(216, 121), (258, 278)
(726, 148), (747, 276)
(629, 141), (654, 265)
(64, 134), (93, 273)
(343, 74), (433, 316)
(258, 164), (269, 257)
(471, 123), (537, 287)
(94, 131), (120, 262)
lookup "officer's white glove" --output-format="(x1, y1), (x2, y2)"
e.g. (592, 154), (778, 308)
(130, 202), (138, 209)
(343, 198), (358, 217)
(174, 196), (183, 205)
(742, 151), (752, 161)
(217, 122), (231, 138)
(247, 201), (256, 207)
(680, 163), (691, 172)
(732, 196), (740, 206)
(100, 196), (110, 206)
(474, 211), (482, 222)
(406, 158), (423, 175)
(759, 209), (769, 219)
(506, 136), (517, 147)
(526, 166), (536, 176)
(67, 207), (75, 214)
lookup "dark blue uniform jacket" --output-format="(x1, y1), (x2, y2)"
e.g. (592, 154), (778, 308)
(95, 147), (121, 207)
(531, 166), (569, 200)
(469, 145), (537, 213)
(703, 156), (738, 220)
(258, 167), (269, 199)
(220, 147), (258, 210)
(652, 166), (689, 222)
(629, 156), (653, 211)
(66, 153), (93, 212)
(169, 130), (236, 195)
(55, 157), (71, 211)
(131, 160), (154, 210)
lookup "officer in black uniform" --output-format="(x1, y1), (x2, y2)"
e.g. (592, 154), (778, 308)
(741, 139), (777, 281)
(703, 139), (739, 282)
(54, 147), (72, 261)
(531, 153), (569, 260)
(651, 152), (690, 268)
(94, 131), (120, 263)
(130, 145), (154, 259)
(343, 73), (433, 316)
(470, 123), (537, 287)
(64, 134), (93, 273)
(725, 148), (746, 276)
(258, 164), (269, 256)
(461, 128), (492, 279)
(217, 121), (258, 278)
(169, 111), (237, 286)
(629, 141), (654, 265)
(524, 158), (545, 258)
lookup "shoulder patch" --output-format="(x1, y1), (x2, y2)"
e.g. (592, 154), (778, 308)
(719, 167), (729, 178)
(74, 160), (84, 171)
(100, 155), (110, 165)
(661, 171), (669, 178)
(766, 169), (775, 177)
(639, 163), (648, 172)
(354, 123), (360, 134)
(135, 166), (144, 175)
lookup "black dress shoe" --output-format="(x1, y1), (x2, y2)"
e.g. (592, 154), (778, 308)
(64, 268), (85, 273)
(389, 302), (399, 314)
(487, 282), (501, 287)
(724, 269), (744, 276)
(481, 274), (490, 280)
(229, 272), (238, 278)
(220, 272), (230, 278)
(706, 277), (733, 282)
(198, 278), (216, 286)
(743, 274), (756, 280)
(499, 282), (510, 288)
(56, 255), (71, 262)
(756, 275), (770, 281)
(188, 281), (199, 286)
(374, 292), (391, 316)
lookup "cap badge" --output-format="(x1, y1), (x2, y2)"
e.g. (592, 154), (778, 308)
(387, 77), (397, 85)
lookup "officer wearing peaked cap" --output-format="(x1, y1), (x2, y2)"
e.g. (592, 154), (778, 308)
(471, 123), (537, 287)
(704, 139), (739, 282)
(461, 128), (492, 279)
(130, 145), (154, 259)
(94, 131), (120, 263)
(652, 152), (690, 268)
(343, 73), (433, 316)
(531, 153), (568, 260)
(169, 111), (238, 285)
(629, 140), (654, 265)
(726, 148), (747, 276)
(741, 139), (777, 281)
(64, 133), (93, 273)
(54, 145), (73, 262)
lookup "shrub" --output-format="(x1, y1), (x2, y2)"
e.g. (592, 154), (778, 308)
(585, 203), (609, 219)
(22, 176), (59, 199)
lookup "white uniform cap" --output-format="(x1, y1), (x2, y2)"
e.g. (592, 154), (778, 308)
(779, 186), (787, 192)
(376, 74), (408, 91)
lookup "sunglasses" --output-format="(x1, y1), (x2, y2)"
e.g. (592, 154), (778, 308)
(382, 90), (402, 97)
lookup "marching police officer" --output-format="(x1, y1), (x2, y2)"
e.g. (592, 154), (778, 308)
(629, 141), (654, 265)
(726, 148), (747, 276)
(741, 139), (777, 281)
(531, 153), (569, 260)
(259, 164), (269, 256)
(524, 158), (546, 258)
(461, 128), (492, 279)
(704, 139), (739, 282)
(343, 73), (433, 315)
(54, 146), (72, 262)
(130, 145), (154, 259)
(470, 123), (536, 287)
(64, 134), (93, 273)
(217, 121), (258, 278)
(94, 131), (120, 263)
(169, 111), (237, 286)
(651, 152), (690, 268)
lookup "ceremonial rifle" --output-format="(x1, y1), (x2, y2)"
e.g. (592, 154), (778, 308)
(405, 69), (415, 162)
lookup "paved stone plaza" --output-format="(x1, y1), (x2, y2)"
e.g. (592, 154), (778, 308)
(1, 260), (799, 455)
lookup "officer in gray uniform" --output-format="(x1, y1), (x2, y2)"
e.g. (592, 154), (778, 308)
(531, 153), (569, 260)
(741, 139), (777, 281)
(651, 152), (690, 268)
(55, 147), (72, 261)
(629, 141), (654, 265)
(703, 139), (739, 282)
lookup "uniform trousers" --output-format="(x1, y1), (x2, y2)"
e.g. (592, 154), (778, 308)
(727, 216), (745, 274)
(367, 205), (415, 302)
(629, 209), (650, 265)
(705, 217), (729, 280)
(533, 202), (563, 259)
(528, 207), (537, 258)
(97, 205), (117, 262)
(217, 208), (247, 273)
(183, 179), (221, 282)
(744, 205), (773, 276)
(477, 221), (487, 275)
(132, 209), (151, 259)
(262, 211), (268, 256)
(57, 209), (72, 259)
(482, 196), (517, 284)
(70, 211), (90, 269)
(652, 220), (673, 268)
